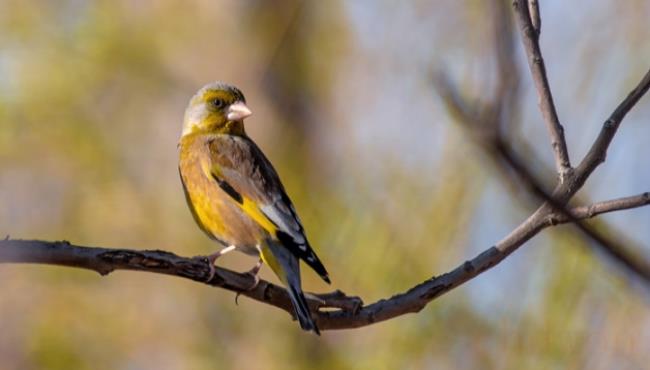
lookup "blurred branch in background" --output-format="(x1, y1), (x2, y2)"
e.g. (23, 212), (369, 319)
(248, 0), (342, 163)
(253, 0), (313, 138)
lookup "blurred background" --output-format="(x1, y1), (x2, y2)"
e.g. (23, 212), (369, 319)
(1, 0), (650, 369)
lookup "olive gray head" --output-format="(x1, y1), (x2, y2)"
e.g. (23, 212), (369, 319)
(181, 82), (251, 136)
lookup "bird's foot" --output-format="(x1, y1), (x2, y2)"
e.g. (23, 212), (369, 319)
(235, 258), (263, 305)
(244, 258), (263, 290)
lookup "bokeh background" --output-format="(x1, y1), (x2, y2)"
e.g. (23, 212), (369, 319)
(1, 1), (650, 369)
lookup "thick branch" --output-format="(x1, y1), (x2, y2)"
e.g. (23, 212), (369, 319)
(0, 239), (362, 324)
(0, 233), (575, 329)
(513, 0), (572, 180)
(3, 184), (649, 331)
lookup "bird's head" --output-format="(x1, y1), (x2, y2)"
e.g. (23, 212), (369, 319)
(182, 82), (252, 137)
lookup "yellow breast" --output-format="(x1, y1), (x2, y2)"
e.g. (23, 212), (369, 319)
(178, 133), (261, 250)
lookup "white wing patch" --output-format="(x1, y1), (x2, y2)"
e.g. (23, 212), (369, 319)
(260, 202), (307, 250)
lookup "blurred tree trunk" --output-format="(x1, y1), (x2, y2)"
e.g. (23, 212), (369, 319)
(245, 0), (348, 173)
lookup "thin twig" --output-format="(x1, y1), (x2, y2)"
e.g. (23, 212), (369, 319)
(527, 0), (541, 34)
(513, 0), (572, 181)
(261, 0), (305, 81)
(574, 68), (650, 187)
(549, 192), (650, 223)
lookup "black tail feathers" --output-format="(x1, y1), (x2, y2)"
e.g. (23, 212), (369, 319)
(287, 284), (320, 335)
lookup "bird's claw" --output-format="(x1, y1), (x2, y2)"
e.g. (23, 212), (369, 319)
(235, 260), (263, 305)
(206, 262), (217, 282)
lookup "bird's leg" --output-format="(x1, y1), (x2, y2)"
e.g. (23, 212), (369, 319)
(208, 245), (236, 264)
(205, 245), (236, 281)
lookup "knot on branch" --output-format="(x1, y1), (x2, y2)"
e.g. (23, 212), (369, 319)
(311, 290), (364, 313)
(98, 250), (173, 269)
(546, 213), (560, 226)
(420, 282), (451, 301)
(463, 261), (476, 273)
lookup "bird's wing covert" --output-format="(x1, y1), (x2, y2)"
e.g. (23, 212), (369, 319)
(207, 135), (330, 283)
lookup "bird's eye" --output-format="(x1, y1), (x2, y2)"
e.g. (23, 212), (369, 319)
(211, 99), (225, 109)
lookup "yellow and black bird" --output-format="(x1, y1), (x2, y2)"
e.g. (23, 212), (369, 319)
(178, 82), (330, 334)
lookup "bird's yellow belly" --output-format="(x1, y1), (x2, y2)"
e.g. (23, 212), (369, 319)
(179, 148), (262, 255)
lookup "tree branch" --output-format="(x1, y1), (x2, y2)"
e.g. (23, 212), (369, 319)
(0, 239), (363, 325)
(3, 183), (649, 331)
(513, 0), (572, 180)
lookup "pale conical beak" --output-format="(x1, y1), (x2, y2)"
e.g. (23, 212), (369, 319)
(226, 102), (252, 121)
